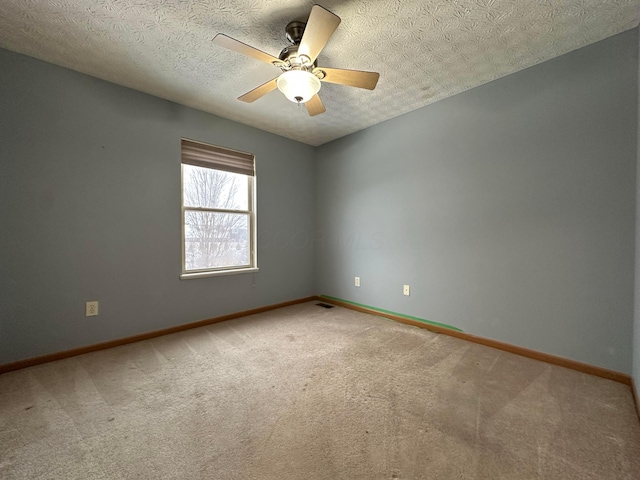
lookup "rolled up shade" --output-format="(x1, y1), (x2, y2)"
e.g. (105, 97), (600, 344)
(181, 138), (255, 176)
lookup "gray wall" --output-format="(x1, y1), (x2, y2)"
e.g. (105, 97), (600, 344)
(2, 29), (639, 376)
(316, 30), (639, 374)
(0, 48), (316, 364)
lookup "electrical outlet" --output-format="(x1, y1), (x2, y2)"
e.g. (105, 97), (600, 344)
(403, 285), (410, 296)
(355, 276), (360, 287)
(86, 301), (99, 317)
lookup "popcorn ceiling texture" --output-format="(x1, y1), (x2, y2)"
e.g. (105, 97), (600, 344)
(1, 0), (639, 146)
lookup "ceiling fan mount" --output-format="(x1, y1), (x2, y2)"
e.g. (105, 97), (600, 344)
(212, 4), (379, 116)
(285, 21), (306, 45)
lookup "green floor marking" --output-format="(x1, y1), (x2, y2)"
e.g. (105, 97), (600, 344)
(320, 295), (463, 332)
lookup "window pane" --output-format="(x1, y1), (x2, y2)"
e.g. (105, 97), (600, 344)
(183, 164), (249, 210)
(184, 211), (250, 270)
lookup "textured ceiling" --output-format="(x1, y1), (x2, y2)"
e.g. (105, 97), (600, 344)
(1, 1), (639, 146)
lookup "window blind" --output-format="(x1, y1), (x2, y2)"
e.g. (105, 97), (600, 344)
(181, 138), (255, 176)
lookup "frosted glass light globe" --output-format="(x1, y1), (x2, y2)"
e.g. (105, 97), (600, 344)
(276, 70), (321, 104)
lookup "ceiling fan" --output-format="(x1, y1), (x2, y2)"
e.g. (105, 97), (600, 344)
(212, 4), (380, 116)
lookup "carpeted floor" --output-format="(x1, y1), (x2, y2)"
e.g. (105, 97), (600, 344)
(1, 302), (639, 479)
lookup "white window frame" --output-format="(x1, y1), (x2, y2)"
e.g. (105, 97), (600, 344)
(180, 139), (258, 279)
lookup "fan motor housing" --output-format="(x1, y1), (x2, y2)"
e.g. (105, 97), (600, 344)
(278, 44), (317, 70)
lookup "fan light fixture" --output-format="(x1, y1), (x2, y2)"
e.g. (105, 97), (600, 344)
(276, 70), (321, 104)
(212, 5), (379, 116)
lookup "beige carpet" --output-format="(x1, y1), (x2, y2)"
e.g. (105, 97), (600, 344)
(1, 302), (639, 479)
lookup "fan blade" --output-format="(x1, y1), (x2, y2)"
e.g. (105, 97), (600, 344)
(213, 34), (281, 66)
(317, 67), (380, 90)
(238, 77), (279, 103)
(298, 5), (341, 64)
(305, 94), (326, 116)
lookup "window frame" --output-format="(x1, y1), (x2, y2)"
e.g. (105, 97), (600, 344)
(179, 139), (258, 279)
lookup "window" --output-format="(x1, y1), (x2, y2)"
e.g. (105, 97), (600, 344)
(180, 138), (257, 278)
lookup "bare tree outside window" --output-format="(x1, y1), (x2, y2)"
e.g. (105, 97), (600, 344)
(183, 164), (251, 271)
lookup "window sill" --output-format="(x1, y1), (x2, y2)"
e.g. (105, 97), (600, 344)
(180, 267), (259, 280)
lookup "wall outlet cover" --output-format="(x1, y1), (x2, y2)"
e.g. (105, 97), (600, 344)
(86, 301), (99, 316)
